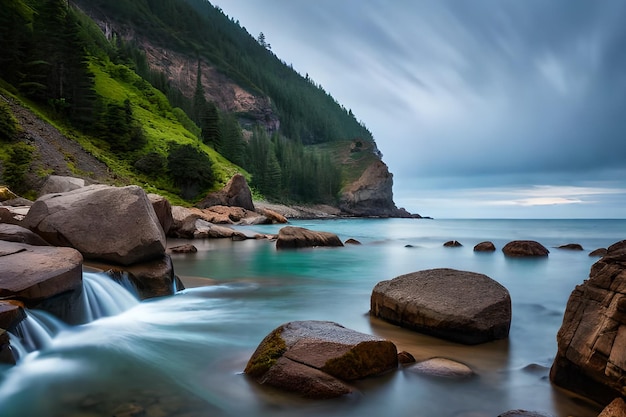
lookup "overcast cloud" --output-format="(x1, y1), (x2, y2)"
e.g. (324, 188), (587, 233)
(211, 0), (626, 218)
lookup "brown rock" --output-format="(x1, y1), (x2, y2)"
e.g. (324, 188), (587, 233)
(397, 351), (416, 365)
(589, 248), (608, 257)
(105, 255), (182, 300)
(550, 240), (626, 405)
(0, 223), (49, 246)
(169, 206), (200, 238)
(371, 268), (511, 344)
(598, 398), (626, 417)
(498, 411), (552, 417)
(200, 205), (247, 224)
(197, 174), (254, 211)
(557, 243), (584, 251)
(474, 241), (496, 252)
(443, 240), (462, 247)
(502, 240), (549, 257)
(167, 244), (197, 254)
(0, 205), (29, 224)
(0, 240), (83, 305)
(0, 300), (25, 329)
(0, 329), (16, 365)
(407, 357), (474, 378)
(245, 320), (398, 398)
(345, 238), (362, 245)
(255, 207), (288, 224)
(24, 185), (166, 265)
(276, 226), (344, 250)
(147, 194), (173, 235)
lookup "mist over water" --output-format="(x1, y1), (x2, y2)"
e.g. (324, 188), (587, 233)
(1, 219), (623, 416)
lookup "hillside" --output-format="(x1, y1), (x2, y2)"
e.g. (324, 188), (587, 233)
(0, 0), (411, 216)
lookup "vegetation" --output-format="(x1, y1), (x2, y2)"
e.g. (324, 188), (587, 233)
(0, 0), (381, 205)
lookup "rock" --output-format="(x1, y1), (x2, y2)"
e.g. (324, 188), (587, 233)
(0, 186), (19, 202)
(168, 244), (197, 254)
(2, 197), (33, 207)
(0, 329), (16, 365)
(443, 240), (462, 247)
(497, 411), (552, 417)
(397, 351), (416, 365)
(169, 206), (200, 238)
(39, 175), (86, 195)
(502, 240), (549, 257)
(147, 194), (173, 235)
(550, 240), (626, 405)
(407, 357), (474, 378)
(194, 220), (248, 240)
(0, 240), (83, 305)
(474, 241), (496, 252)
(598, 398), (626, 417)
(589, 248), (608, 257)
(197, 174), (255, 211)
(104, 255), (182, 300)
(199, 205), (248, 224)
(345, 238), (362, 245)
(557, 243), (583, 251)
(255, 207), (288, 224)
(339, 160), (405, 217)
(371, 268), (511, 344)
(244, 320), (398, 398)
(0, 205), (30, 224)
(0, 223), (49, 246)
(0, 300), (25, 329)
(24, 185), (166, 265)
(276, 226), (344, 250)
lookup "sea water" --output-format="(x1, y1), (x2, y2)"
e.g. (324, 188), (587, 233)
(0, 218), (624, 417)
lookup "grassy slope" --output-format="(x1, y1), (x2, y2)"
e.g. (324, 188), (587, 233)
(310, 141), (379, 189)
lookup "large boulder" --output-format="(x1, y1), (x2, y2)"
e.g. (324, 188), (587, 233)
(275, 226), (344, 250)
(550, 240), (626, 405)
(502, 240), (549, 257)
(474, 241), (496, 252)
(147, 193), (173, 235)
(0, 223), (49, 246)
(244, 320), (398, 398)
(24, 185), (166, 265)
(0, 240), (83, 305)
(39, 175), (86, 195)
(197, 174), (255, 211)
(103, 255), (182, 300)
(371, 268), (511, 344)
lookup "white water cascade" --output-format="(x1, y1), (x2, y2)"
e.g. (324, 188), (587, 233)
(9, 272), (140, 361)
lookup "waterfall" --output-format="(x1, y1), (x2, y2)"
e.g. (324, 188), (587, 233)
(11, 309), (67, 356)
(81, 272), (139, 322)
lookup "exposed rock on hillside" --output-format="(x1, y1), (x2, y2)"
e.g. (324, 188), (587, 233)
(197, 174), (254, 211)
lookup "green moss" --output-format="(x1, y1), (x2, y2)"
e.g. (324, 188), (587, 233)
(244, 326), (287, 378)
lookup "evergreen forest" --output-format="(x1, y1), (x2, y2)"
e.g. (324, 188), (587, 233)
(0, 0), (379, 205)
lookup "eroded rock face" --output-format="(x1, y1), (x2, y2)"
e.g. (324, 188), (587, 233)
(197, 174), (254, 211)
(550, 240), (626, 405)
(275, 226), (344, 250)
(371, 268), (511, 344)
(24, 185), (166, 265)
(339, 160), (402, 217)
(502, 240), (549, 257)
(0, 241), (83, 305)
(244, 320), (398, 399)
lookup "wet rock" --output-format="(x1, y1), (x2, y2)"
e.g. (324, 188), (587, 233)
(245, 320), (398, 399)
(407, 357), (474, 378)
(502, 240), (549, 257)
(0, 241), (83, 305)
(474, 241), (496, 252)
(557, 243), (583, 251)
(598, 398), (626, 417)
(197, 174), (255, 211)
(371, 268), (511, 344)
(0, 300), (25, 329)
(497, 410), (552, 417)
(105, 255), (182, 299)
(0, 223), (49, 246)
(24, 185), (166, 265)
(589, 247), (608, 257)
(276, 226), (344, 250)
(148, 193), (173, 235)
(167, 244), (197, 254)
(0, 329), (16, 365)
(444, 240), (462, 247)
(550, 240), (626, 405)
(345, 238), (361, 245)
(397, 351), (416, 365)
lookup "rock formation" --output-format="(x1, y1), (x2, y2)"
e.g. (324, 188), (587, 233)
(502, 240), (549, 257)
(197, 174), (254, 211)
(244, 320), (398, 398)
(474, 241), (496, 252)
(0, 224), (49, 246)
(24, 185), (166, 265)
(371, 268), (511, 344)
(275, 226), (344, 250)
(550, 240), (626, 405)
(557, 243), (584, 251)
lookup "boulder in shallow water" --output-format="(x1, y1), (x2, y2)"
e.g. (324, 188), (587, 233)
(474, 241), (496, 252)
(550, 240), (626, 405)
(24, 185), (166, 265)
(275, 226), (344, 250)
(406, 357), (474, 379)
(0, 240), (83, 305)
(245, 320), (398, 398)
(502, 240), (549, 257)
(371, 268), (511, 344)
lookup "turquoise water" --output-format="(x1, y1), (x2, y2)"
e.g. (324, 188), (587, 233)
(0, 218), (624, 416)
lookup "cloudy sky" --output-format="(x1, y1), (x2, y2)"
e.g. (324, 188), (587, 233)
(211, 0), (626, 218)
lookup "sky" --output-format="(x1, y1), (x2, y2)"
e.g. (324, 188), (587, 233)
(211, 0), (626, 218)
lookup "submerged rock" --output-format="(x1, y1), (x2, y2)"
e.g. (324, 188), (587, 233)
(550, 240), (626, 405)
(275, 226), (343, 250)
(371, 268), (511, 344)
(502, 240), (549, 257)
(24, 185), (166, 266)
(245, 320), (398, 399)
(557, 243), (584, 251)
(407, 357), (474, 379)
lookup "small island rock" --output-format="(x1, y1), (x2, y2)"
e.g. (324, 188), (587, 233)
(589, 248), (608, 257)
(474, 241), (496, 252)
(557, 243), (583, 251)
(502, 240), (549, 257)
(276, 226), (343, 250)
(443, 240), (462, 247)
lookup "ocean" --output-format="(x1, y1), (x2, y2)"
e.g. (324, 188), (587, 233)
(1, 218), (624, 417)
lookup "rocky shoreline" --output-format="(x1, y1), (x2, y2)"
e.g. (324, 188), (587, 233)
(1, 175), (625, 416)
